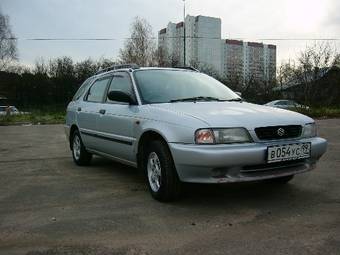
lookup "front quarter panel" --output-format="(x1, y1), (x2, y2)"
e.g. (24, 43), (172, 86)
(133, 105), (208, 153)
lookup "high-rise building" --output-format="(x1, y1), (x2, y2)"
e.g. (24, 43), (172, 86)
(158, 15), (277, 83)
(158, 15), (222, 75)
(223, 40), (244, 82)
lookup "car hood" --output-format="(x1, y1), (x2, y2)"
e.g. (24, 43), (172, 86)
(149, 102), (313, 130)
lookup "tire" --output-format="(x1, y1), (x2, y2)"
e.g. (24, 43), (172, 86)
(143, 140), (181, 202)
(71, 129), (92, 166)
(266, 175), (294, 184)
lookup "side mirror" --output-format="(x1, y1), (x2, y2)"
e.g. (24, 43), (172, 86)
(107, 90), (136, 104)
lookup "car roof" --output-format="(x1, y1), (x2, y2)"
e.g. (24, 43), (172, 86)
(269, 100), (295, 103)
(92, 67), (198, 79)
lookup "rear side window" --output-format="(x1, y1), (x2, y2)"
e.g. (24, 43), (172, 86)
(86, 77), (111, 103)
(73, 77), (93, 101)
(275, 101), (287, 106)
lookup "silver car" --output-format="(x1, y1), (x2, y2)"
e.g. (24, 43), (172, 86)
(65, 65), (327, 201)
(265, 100), (309, 110)
(0, 106), (19, 116)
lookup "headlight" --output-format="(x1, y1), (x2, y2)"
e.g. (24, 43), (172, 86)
(195, 129), (215, 144)
(302, 123), (317, 138)
(195, 128), (252, 144)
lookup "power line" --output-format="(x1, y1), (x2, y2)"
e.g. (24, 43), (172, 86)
(4, 37), (340, 41)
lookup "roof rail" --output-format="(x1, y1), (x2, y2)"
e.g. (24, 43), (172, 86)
(174, 66), (200, 72)
(95, 64), (140, 75)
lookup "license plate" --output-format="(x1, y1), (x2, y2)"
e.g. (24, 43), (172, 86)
(267, 143), (311, 163)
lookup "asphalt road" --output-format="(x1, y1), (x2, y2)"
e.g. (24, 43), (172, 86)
(0, 120), (339, 255)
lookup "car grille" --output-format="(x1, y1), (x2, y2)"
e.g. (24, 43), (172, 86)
(255, 125), (302, 140)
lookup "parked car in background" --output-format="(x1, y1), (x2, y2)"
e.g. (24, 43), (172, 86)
(0, 106), (20, 116)
(0, 106), (30, 116)
(265, 100), (309, 110)
(65, 65), (327, 202)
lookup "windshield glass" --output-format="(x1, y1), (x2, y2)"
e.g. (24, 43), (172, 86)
(133, 70), (240, 104)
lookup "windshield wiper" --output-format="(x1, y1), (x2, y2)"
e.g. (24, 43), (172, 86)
(170, 96), (224, 103)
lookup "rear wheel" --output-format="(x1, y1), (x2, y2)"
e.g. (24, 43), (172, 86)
(71, 130), (92, 166)
(143, 140), (181, 202)
(266, 175), (294, 184)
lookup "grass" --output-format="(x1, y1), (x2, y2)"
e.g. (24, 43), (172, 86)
(0, 110), (65, 125)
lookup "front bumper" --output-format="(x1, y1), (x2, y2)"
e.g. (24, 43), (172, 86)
(169, 137), (327, 183)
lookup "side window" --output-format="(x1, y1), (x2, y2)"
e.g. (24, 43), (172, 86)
(276, 101), (287, 106)
(73, 77), (93, 101)
(107, 72), (133, 102)
(86, 77), (111, 103)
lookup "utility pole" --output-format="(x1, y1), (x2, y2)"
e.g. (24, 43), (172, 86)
(183, 0), (186, 66)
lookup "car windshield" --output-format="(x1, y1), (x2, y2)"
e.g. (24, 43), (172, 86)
(133, 69), (240, 104)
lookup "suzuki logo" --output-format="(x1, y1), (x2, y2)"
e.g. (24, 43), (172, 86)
(277, 128), (285, 136)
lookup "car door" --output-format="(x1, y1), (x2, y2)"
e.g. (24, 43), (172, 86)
(95, 71), (138, 162)
(77, 76), (112, 150)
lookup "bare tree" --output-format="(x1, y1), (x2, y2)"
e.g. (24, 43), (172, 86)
(277, 60), (296, 93)
(119, 17), (156, 66)
(277, 42), (339, 105)
(296, 42), (338, 105)
(33, 58), (48, 75)
(333, 53), (340, 67)
(153, 46), (167, 67)
(0, 9), (17, 70)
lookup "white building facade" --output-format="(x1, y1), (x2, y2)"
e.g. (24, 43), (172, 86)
(158, 15), (276, 83)
(159, 15), (222, 75)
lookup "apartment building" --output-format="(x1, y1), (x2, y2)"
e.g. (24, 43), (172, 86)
(158, 15), (277, 83)
(223, 40), (277, 83)
(223, 40), (244, 81)
(158, 15), (222, 75)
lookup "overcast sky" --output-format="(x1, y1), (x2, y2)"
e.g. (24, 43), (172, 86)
(1, 0), (339, 66)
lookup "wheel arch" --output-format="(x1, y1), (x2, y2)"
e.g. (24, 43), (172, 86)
(69, 124), (79, 150)
(136, 130), (171, 169)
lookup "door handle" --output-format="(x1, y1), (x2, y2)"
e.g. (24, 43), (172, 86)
(99, 109), (106, 114)
(77, 107), (82, 112)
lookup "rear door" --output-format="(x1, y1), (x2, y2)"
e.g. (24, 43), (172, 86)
(95, 71), (138, 162)
(77, 76), (112, 149)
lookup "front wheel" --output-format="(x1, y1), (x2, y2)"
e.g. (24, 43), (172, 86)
(71, 130), (92, 166)
(144, 140), (181, 202)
